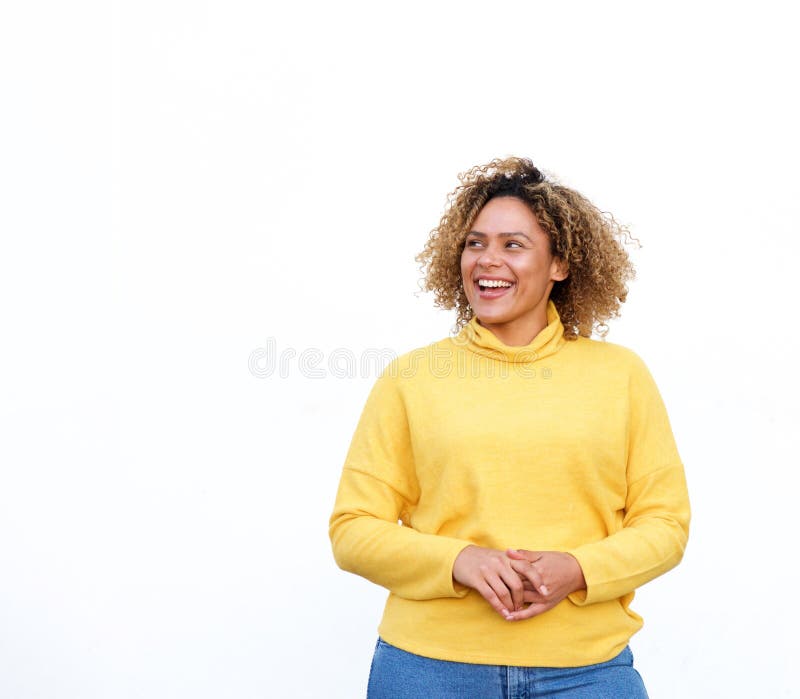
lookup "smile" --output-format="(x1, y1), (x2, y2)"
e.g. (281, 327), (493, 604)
(475, 279), (515, 299)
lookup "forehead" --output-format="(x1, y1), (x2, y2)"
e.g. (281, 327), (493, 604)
(468, 197), (544, 236)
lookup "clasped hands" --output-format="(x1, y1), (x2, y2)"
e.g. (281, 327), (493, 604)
(452, 545), (586, 622)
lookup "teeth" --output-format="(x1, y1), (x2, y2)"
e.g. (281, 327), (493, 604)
(478, 279), (513, 288)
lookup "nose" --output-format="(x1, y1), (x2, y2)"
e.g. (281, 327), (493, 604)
(477, 242), (502, 269)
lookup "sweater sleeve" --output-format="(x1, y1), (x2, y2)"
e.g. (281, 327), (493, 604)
(329, 361), (474, 600)
(566, 353), (691, 606)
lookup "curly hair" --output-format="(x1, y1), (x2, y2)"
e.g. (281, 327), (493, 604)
(415, 156), (640, 340)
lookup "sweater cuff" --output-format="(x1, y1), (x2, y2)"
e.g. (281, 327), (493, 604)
(564, 546), (600, 606)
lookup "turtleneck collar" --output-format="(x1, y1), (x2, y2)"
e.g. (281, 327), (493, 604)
(456, 298), (566, 364)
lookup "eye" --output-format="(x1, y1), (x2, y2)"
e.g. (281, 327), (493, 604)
(464, 238), (524, 249)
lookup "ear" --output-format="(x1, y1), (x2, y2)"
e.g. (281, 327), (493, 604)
(551, 256), (569, 282)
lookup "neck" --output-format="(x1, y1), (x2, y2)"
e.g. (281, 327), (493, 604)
(475, 306), (549, 347)
(458, 299), (566, 365)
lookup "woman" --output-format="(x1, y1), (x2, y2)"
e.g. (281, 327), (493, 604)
(329, 157), (690, 698)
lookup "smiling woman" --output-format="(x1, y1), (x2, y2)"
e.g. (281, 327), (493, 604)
(329, 157), (690, 699)
(461, 197), (568, 347)
(417, 157), (637, 342)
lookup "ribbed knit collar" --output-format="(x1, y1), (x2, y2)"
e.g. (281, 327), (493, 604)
(457, 298), (566, 364)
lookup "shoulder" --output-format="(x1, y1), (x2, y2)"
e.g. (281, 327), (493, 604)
(568, 335), (650, 371)
(377, 336), (454, 383)
(567, 338), (668, 410)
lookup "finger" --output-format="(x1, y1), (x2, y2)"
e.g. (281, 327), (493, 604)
(478, 564), (513, 614)
(507, 601), (553, 621)
(475, 580), (512, 618)
(522, 590), (544, 603)
(505, 548), (528, 561)
(483, 569), (515, 615)
(509, 559), (549, 596)
(498, 568), (525, 611)
(506, 548), (543, 562)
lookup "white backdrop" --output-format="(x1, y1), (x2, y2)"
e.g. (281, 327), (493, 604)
(1, 1), (798, 697)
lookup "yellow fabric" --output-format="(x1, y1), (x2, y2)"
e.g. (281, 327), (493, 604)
(329, 299), (690, 667)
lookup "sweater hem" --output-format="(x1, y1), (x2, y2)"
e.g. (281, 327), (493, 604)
(376, 627), (632, 668)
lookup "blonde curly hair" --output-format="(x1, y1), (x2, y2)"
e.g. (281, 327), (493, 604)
(415, 156), (639, 340)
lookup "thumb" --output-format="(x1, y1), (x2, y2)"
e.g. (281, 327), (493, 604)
(506, 548), (542, 561)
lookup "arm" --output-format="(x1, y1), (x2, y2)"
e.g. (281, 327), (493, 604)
(564, 353), (691, 606)
(329, 363), (475, 601)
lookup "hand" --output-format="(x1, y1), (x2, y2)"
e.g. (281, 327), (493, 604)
(503, 549), (587, 621)
(452, 545), (531, 620)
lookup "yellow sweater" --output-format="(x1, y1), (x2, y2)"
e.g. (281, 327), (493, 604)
(329, 299), (690, 667)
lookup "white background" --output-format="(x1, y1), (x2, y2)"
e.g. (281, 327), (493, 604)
(1, 1), (798, 697)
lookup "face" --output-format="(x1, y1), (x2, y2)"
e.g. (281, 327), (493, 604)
(460, 196), (568, 346)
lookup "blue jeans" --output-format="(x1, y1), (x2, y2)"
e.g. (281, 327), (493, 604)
(367, 638), (649, 698)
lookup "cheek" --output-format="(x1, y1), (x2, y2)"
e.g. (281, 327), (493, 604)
(460, 257), (475, 293)
(515, 257), (541, 277)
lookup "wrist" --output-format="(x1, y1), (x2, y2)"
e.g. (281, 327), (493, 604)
(567, 553), (586, 593)
(452, 544), (477, 584)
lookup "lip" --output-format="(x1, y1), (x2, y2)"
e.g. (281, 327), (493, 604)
(473, 279), (515, 300)
(474, 275), (514, 283)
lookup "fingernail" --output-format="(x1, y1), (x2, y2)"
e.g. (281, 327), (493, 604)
(540, 585), (549, 595)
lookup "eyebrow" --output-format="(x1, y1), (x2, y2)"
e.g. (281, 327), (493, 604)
(466, 231), (533, 242)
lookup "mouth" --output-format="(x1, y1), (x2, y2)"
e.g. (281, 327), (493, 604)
(474, 278), (515, 300)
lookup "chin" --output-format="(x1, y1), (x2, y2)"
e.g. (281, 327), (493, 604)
(473, 309), (511, 324)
